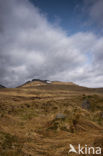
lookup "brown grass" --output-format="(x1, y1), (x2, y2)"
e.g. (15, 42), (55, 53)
(0, 81), (103, 156)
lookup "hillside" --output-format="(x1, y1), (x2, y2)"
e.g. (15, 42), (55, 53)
(0, 81), (103, 156)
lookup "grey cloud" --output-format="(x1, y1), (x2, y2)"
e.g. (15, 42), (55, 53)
(0, 0), (103, 88)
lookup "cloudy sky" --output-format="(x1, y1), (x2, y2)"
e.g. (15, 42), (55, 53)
(0, 0), (103, 88)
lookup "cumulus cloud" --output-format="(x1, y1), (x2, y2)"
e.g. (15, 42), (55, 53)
(0, 0), (103, 88)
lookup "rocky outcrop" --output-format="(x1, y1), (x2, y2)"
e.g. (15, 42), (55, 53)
(32, 79), (50, 83)
(0, 84), (6, 88)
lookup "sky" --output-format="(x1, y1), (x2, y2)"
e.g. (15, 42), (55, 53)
(0, 0), (103, 88)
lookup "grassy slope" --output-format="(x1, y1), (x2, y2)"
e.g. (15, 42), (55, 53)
(0, 81), (103, 156)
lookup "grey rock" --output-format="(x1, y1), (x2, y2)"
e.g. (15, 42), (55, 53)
(0, 84), (6, 88)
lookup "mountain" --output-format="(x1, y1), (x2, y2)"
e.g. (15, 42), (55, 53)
(0, 80), (103, 156)
(18, 79), (103, 93)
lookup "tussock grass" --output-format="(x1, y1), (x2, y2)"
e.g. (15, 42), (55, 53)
(0, 81), (103, 155)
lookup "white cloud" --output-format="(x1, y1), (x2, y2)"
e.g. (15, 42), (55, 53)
(0, 0), (103, 88)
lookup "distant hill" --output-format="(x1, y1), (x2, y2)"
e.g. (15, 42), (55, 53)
(1, 79), (103, 91)
(18, 79), (80, 88)
(17, 79), (103, 93)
